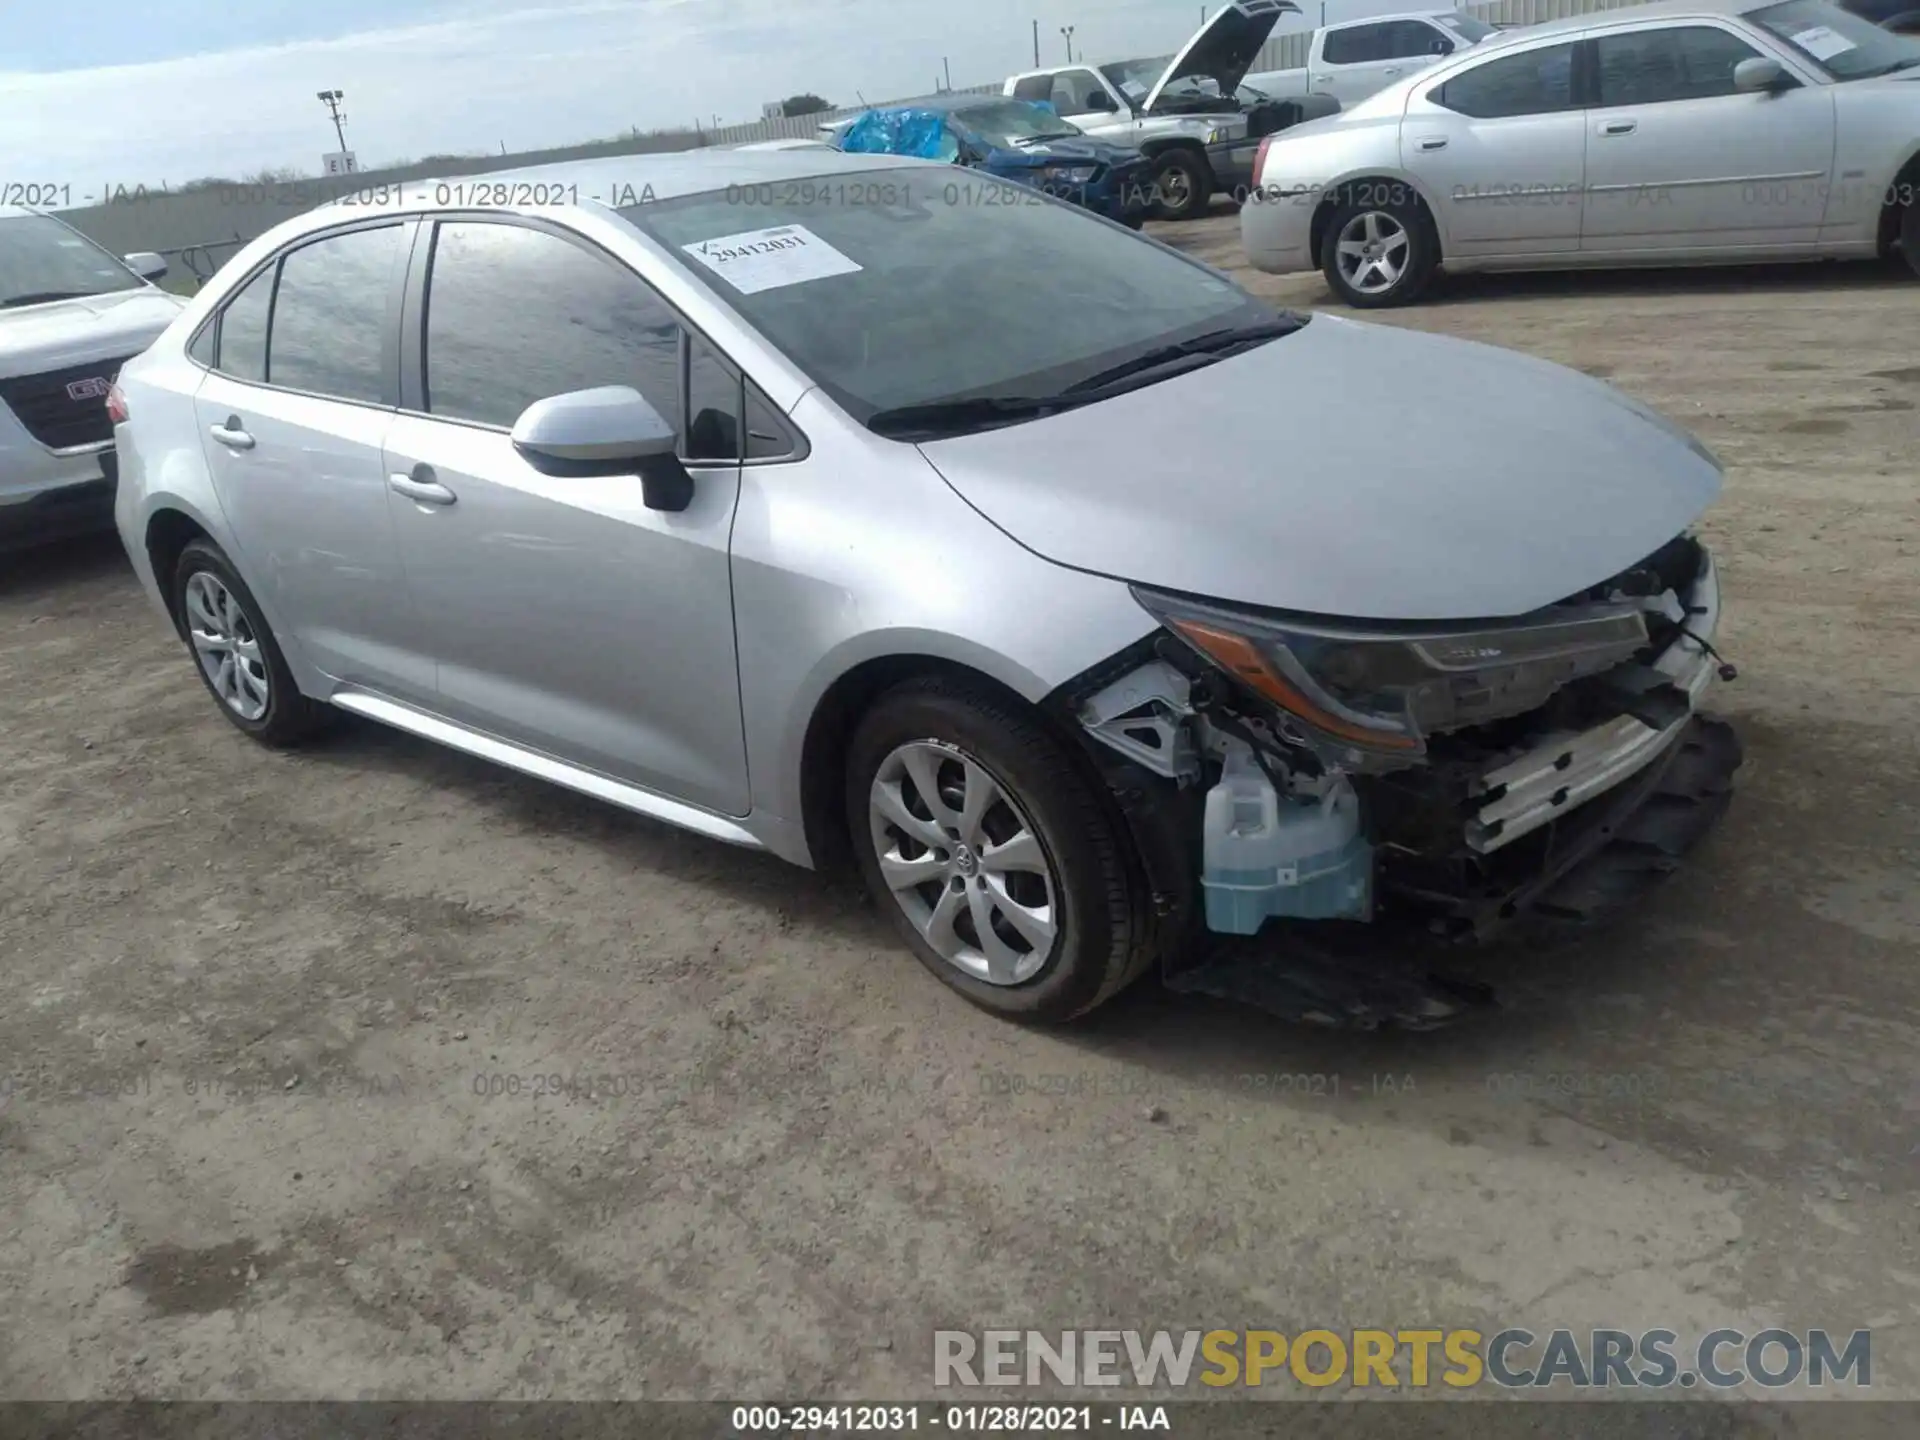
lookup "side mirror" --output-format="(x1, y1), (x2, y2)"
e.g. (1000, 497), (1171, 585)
(1733, 57), (1787, 93)
(1085, 90), (1117, 112)
(125, 251), (169, 281)
(510, 385), (694, 512)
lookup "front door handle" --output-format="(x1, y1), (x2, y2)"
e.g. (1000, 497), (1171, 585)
(1382, 66), (1402, 76)
(209, 417), (254, 450)
(1600, 118), (1638, 136)
(388, 465), (457, 507)
(1416, 136), (1448, 151)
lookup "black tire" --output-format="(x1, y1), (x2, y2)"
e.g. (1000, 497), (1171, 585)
(1319, 184), (1438, 308)
(845, 677), (1152, 1022)
(1149, 148), (1212, 222)
(172, 538), (331, 747)
(1901, 195), (1920, 281)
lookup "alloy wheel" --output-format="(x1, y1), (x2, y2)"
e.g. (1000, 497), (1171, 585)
(867, 740), (1060, 985)
(184, 571), (271, 721)
(1335, 210), (1411, 295)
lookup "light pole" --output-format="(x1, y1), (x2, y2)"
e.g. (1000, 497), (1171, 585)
(316, 89), (348, 152)
(1060, 24), (1075, 61)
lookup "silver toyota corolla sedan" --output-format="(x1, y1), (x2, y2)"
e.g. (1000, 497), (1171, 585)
(112, 147), (1742, 1023)
(1242, 0), (1920, 305)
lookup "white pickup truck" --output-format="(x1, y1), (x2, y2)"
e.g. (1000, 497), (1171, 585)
(1245, 8), (1501, 110)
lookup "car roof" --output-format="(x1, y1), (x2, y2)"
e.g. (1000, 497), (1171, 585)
(1472, 0), (1780, 43)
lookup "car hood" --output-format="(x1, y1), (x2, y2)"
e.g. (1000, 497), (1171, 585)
(916, 315), (1723, 622)
(1145, 0), (1300, 112)
(0, 288), (186, 378)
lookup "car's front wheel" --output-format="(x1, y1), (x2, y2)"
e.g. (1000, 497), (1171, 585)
(846, 677), (1151, 1022)
(1320, 189), (1437, 308)
(1149, 148), (1212, 222)
(172, 538), (330, 747)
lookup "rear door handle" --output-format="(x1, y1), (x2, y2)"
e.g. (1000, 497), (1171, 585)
(1600, 119), (1638, 136)
(1416, 136), (1448, 151)
(1382, 66), (1402, 76)
(388, 465), (457, 507)
(209, 417), (254, 450)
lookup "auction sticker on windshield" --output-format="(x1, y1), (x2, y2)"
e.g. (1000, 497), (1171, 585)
(1789, 24), (1856, 60)
(681, 224), (862, 294)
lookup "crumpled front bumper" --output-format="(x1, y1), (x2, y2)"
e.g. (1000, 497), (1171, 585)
(1467, 549), (1724, 854)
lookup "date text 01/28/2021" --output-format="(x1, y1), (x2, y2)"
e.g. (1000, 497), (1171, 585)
(729, 1405), (1172, 1431)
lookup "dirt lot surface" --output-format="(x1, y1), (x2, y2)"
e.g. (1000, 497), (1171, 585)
(3, 210), (1918, 1407)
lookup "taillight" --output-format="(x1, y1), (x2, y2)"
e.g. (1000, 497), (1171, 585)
(1253, 135), (1273, 189)
(106, 382), (129, 425)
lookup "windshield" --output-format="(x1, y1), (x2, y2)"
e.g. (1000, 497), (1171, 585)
(1750, 0), (1920, 78)
(1100, 57), (1170, 104)
(625, 167), (1287, 429)
(0, 213), (145, 307)
(951, 100), (1084, 145)
(1433, 12), (1497, 42)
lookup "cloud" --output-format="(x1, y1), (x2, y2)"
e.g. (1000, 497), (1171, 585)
(0, 0), (1314, 185)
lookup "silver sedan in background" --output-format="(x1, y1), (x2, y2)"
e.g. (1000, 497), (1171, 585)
(1241, 0), (1920, 305)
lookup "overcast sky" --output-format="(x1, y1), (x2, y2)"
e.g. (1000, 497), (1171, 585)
(0, 0), (1424, 187)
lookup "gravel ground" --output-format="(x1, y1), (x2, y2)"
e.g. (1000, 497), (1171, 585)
(2, 211), (1918, 1404)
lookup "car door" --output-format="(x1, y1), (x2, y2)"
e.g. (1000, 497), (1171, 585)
(379, 217), (750, 817)
(191, 219), (434, 702)
(1404, 40), (1588, 256)
(1580, 21), (1837, 251)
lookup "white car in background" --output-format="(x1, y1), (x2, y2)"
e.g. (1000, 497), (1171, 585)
(1242, 0), (1920, 305)
(1245, 8), (1504, 108)
(1, 207), (180, 549)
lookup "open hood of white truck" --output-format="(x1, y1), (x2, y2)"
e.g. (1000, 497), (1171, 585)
(1144, 0), (1299, 112)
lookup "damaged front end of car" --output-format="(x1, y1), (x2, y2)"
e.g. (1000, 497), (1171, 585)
(1055, 533), (1743, 1026)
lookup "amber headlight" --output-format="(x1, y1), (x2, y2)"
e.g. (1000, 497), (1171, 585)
(1133, 587), (1650, 758)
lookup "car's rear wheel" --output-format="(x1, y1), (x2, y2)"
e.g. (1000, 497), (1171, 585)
(846, 677), (1150, 1022)
(1149, 148), (1212, 222)
(1320, 190), (1437, 308)
(1900, 195), (1920, 280)
(172, 538), (329, 747)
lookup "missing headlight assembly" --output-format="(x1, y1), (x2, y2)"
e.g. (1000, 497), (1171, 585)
(1069, 534), (1741, 948)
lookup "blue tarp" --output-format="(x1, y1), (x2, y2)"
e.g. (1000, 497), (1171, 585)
(836, 108), (952, 159)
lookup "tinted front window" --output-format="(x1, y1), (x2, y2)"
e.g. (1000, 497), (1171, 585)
(686, 335), (740, 462)
(423, 221), (679, 430)
(1381, 20), (1452, 58)
(1751, 0), (1920, 77)
(0, 214), (142, 308)
(1596, 26), (1765, 105)
(217, 267), (273, 382)
(625, 167), (1277, 424)
(268, 225), (400, 403)
(1433, 43), (1578, 116)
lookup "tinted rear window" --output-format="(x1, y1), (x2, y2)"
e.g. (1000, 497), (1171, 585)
(268, 225), (400, 403)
